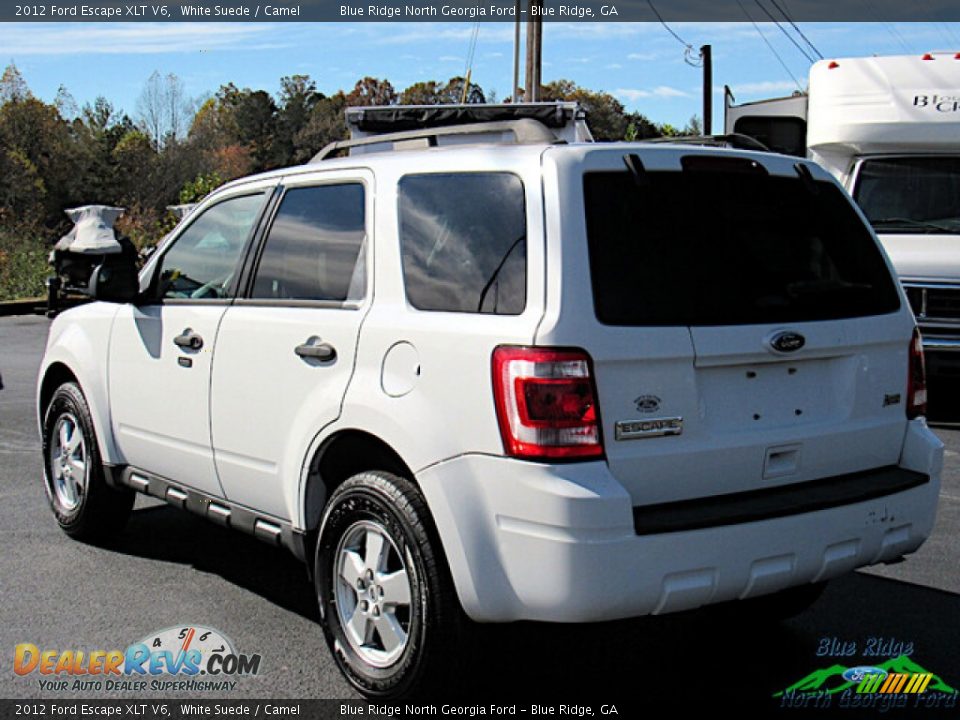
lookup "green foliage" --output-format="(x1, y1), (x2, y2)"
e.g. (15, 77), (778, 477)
(179, 172), (223, 205)
(0, 230), (50, 301)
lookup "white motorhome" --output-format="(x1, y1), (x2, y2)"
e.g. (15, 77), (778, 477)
(727, 53), (960, 375)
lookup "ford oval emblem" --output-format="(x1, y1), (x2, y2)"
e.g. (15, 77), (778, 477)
(842, 666), (888, 683)
(770, 331), (806, 353)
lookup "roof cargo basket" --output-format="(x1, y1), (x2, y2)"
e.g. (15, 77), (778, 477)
(311, 102), (593, 161)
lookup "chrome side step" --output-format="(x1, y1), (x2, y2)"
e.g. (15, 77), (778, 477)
(111, 465), (307, 562)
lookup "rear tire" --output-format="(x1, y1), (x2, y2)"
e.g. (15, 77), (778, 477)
(42, 382), (134, 542)
(315, 471), (471, 698)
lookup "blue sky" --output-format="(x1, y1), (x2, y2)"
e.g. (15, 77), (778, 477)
(1, 21), (959, 127)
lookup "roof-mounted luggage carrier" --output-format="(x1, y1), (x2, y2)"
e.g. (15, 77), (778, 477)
(311, 102), (592, 161)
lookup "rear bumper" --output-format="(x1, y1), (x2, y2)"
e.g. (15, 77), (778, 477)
(417, 419), (942, 623)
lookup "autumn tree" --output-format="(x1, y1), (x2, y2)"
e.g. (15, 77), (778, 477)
(346, 77), (397, 107)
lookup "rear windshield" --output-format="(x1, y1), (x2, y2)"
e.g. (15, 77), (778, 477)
(583, 166), (900, 326)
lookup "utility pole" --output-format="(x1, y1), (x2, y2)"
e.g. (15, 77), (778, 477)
(524, 0), (543, 102)
(512, 0), (521, 102)
(701, 44), (713, 135)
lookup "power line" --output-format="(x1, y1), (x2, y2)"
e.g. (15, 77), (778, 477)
(753, 0), (815, 64)
(645, 0), (692, 50)
(767, 0), (823, 59)
(735, 0), (804, 92)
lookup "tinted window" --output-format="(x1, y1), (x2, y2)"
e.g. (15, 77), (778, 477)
(853, 157), (960, 235)
(157, 193), (264, 300)
(399, 173), (526, 314)
(734, 117), (806, 157)
(584, 167), (900, 326)
(252, 184), (367, 302)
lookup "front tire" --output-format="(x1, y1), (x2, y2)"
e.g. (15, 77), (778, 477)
(315, 471), (469, 698)
(42, 382), (134, 541)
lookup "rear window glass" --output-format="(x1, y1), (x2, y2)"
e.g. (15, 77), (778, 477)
(583, 166), (900, 326)
(398, 173), (526, 314)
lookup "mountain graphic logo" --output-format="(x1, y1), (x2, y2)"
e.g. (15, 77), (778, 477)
(774, 655), (957, 697)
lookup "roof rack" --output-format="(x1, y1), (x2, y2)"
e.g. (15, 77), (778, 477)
(643, 133), (771, 153)
(310, 118), (559, 162)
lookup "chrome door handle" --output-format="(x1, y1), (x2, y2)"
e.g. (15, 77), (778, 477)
(295, 342), (336, 362)
(173, 330), (203, 350)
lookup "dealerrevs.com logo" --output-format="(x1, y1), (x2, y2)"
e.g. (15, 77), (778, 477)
(14, 625), (261, 693)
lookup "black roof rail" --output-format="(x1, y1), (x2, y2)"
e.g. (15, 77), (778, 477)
(310, 118), (559, 162)
(643, 133), (772, 153)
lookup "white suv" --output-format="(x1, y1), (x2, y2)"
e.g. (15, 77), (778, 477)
(37, 114), (943, 698)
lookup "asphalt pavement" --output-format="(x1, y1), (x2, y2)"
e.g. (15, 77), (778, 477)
(1, 314), (959, 710)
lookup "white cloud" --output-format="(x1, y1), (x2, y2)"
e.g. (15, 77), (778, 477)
(606, 63), (623, 69)
(628, 52), (659, 61)
(616, 85), (691, 102)
(0, 22), (282, 55)
(438, 55), (462, 62)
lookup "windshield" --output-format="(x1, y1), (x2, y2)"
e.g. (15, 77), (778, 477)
(584, 165), (901, 327)
(853, 157), (960, 235)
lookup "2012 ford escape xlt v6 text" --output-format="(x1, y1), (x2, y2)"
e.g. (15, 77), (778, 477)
(36, 105), (942, 698)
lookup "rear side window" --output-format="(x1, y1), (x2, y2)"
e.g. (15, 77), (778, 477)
(398, 173), (526, 314)
(252, 183), (366, 302)
(583, 165), (900, 326)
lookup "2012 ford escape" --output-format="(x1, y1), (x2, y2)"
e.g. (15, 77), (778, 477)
(36, 106), (943, 698)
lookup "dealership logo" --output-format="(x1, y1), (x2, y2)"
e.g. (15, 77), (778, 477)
(775, 654), (957, 711)
(14, 626), (260, 693)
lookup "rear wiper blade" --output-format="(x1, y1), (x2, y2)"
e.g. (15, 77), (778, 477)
(870, 217), (955, 233)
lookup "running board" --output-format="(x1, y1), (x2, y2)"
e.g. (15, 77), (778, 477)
(106, 464), (308, 562)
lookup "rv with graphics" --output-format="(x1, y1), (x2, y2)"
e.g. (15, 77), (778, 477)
(726, 53), (960, 375)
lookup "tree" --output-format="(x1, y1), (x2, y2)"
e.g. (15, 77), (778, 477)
(54, 85), (79, 121)
(438, 76), (485, 104)
(293, 93), (348, 163)
(0, 96), (85, 225)
(346, 77), (397, 107)
(0, 63), (30, 104)
(275, 75), (322, 166)
(136, 71), (192, 149)
(400, 81), (442, 105)
(231, 89), (278, 171)
(541, 79), (628, 141)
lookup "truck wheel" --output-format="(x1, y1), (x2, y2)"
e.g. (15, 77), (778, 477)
(315, 470), (470, 698)
(42, 382), (134, 541)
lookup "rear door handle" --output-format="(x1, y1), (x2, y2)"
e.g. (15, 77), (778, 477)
(173, 329), (203, 350)
(295, 341), (336, 362)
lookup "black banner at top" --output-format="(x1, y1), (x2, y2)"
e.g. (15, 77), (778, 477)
(4, 0), (960, 22)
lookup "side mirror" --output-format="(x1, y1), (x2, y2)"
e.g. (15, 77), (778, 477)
(88, 259), (140, 303)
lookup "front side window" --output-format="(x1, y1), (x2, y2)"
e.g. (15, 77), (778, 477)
(399, 173), (526, 315)
(853, 157), (960, 235)
(252, 183), (367, 302)
(156, 193), (264, 300)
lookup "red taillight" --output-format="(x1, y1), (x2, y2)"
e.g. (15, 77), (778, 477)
(492, 346), (603, 460)
(908, 328), (927, 419)
(922, 53), (935, 61)
(828, 60), (840, 69)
